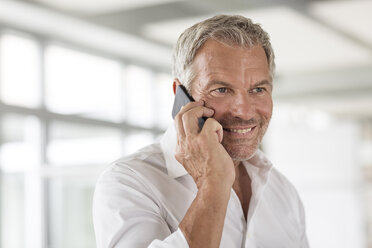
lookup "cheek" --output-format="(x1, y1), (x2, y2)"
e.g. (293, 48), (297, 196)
(257, 97), (273, 120)
(203, 95), (273, 120)
(203, 97), (230, 117)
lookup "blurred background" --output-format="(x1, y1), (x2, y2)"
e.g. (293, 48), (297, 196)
(0, 0), (371, 247)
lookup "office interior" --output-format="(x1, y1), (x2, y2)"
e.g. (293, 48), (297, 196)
(0, 0), (371, 247)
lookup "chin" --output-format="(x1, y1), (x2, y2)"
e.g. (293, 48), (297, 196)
(224, 143), (259, 161)
(222, 122), (269, 161)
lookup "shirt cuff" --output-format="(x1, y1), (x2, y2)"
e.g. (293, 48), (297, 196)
(148, 228), (189, 248)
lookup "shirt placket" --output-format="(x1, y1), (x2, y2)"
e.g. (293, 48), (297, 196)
(243, 162), (272, 248)
(229, 188), (247, 248)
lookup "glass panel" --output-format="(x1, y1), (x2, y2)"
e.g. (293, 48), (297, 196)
(0, 114), (41, 172)
(154, 73), (174, 129)
(0, 33), (41, 107)
(0, 174), (25, 248)
(124, 65), (155, 128)
(48, 121), (122, 166)
(123, 131), (155, 155)
(45, 45), (122, 121)
(0, 173), (42, 248)
(48, 176), (96, 248)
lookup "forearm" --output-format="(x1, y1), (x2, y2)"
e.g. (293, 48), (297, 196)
(179, 180), (231, 248)
(175, 101), (235, 248)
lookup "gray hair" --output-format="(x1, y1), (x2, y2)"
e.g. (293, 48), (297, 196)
(172, 14), (275, 92)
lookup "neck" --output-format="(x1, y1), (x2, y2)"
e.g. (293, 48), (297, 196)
(232, 160), (252, 221)
(233, 160), (242, 168)
(234, 161), (247, 181)
(233, 160), (245, 181)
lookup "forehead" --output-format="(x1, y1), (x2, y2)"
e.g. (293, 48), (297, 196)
(191, 39), (270, 84)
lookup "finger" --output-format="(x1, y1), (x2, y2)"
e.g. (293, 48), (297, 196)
(183, 106), (214, 136)
(174, 101), (204, 139)
(177, 100), (204, 116)
(174, 112), (186, 139)
(216, 128), (223, 143)
(201, 118), (224, 143)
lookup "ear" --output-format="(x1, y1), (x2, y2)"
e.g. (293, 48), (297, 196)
(173, 79), (182, 95)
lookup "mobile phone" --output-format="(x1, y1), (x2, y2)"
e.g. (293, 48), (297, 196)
(172, 85), (206, 129)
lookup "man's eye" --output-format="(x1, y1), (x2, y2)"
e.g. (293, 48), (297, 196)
(252, 87), (265, 93)
(215, 87), (228, 93)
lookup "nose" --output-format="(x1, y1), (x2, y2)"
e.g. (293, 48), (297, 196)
(229, 92), (255, 120)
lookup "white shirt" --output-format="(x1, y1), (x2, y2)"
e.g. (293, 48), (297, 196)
(93, 123), (309, 248)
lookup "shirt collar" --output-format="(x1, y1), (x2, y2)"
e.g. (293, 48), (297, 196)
(160, 122), (273, 179)
(243, 149), (273, 189)
(160, 122), (188, 178)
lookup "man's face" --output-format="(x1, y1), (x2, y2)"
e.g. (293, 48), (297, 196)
(191, 39), (273, 161)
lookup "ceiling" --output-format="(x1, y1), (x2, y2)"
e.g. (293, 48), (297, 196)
(3, 0), (372, 119)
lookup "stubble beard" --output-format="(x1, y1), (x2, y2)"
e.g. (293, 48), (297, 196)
(218, 115), (271, 161)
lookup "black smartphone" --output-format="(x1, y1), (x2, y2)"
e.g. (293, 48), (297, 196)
(172, 85), (206, 129)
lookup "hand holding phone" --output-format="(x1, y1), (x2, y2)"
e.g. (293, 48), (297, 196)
(171, 85), (235, 187)
(172, 85), (206, 129)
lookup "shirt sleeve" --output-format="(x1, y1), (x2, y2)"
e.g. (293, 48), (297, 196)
(93, 166), (189, 248)
(298, 194), (310, 248)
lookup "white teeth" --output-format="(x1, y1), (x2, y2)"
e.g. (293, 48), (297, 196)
(228, 128), (252, 133)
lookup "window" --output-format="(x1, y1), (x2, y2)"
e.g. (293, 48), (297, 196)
(124, 65), (156, 127)
(48, 121), (122, 166)
(0, 114), (41, 172)
(45, 45), (123, 121)
(0, 114), (43, 248)
(48, 176), (96, 248)
(0, 33), (41, 107)
(0, 31), (171, 248)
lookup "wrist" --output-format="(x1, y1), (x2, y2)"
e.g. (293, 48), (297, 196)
(196, 176), (233, 191)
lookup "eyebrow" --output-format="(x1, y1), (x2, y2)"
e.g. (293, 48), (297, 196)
(254, 80), (273, 88)
(205, 79), (272, 90)
(204, 80), (233, 89)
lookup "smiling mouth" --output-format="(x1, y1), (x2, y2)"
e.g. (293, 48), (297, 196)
(223, 127), (254, 134)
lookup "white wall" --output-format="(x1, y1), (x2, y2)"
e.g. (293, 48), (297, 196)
(263, 105), (366, 248)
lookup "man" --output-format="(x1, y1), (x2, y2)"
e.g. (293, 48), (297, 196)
(93, 15), (309, 248)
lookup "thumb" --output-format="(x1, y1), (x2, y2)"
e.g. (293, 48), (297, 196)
(216, 128), (223, 143)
